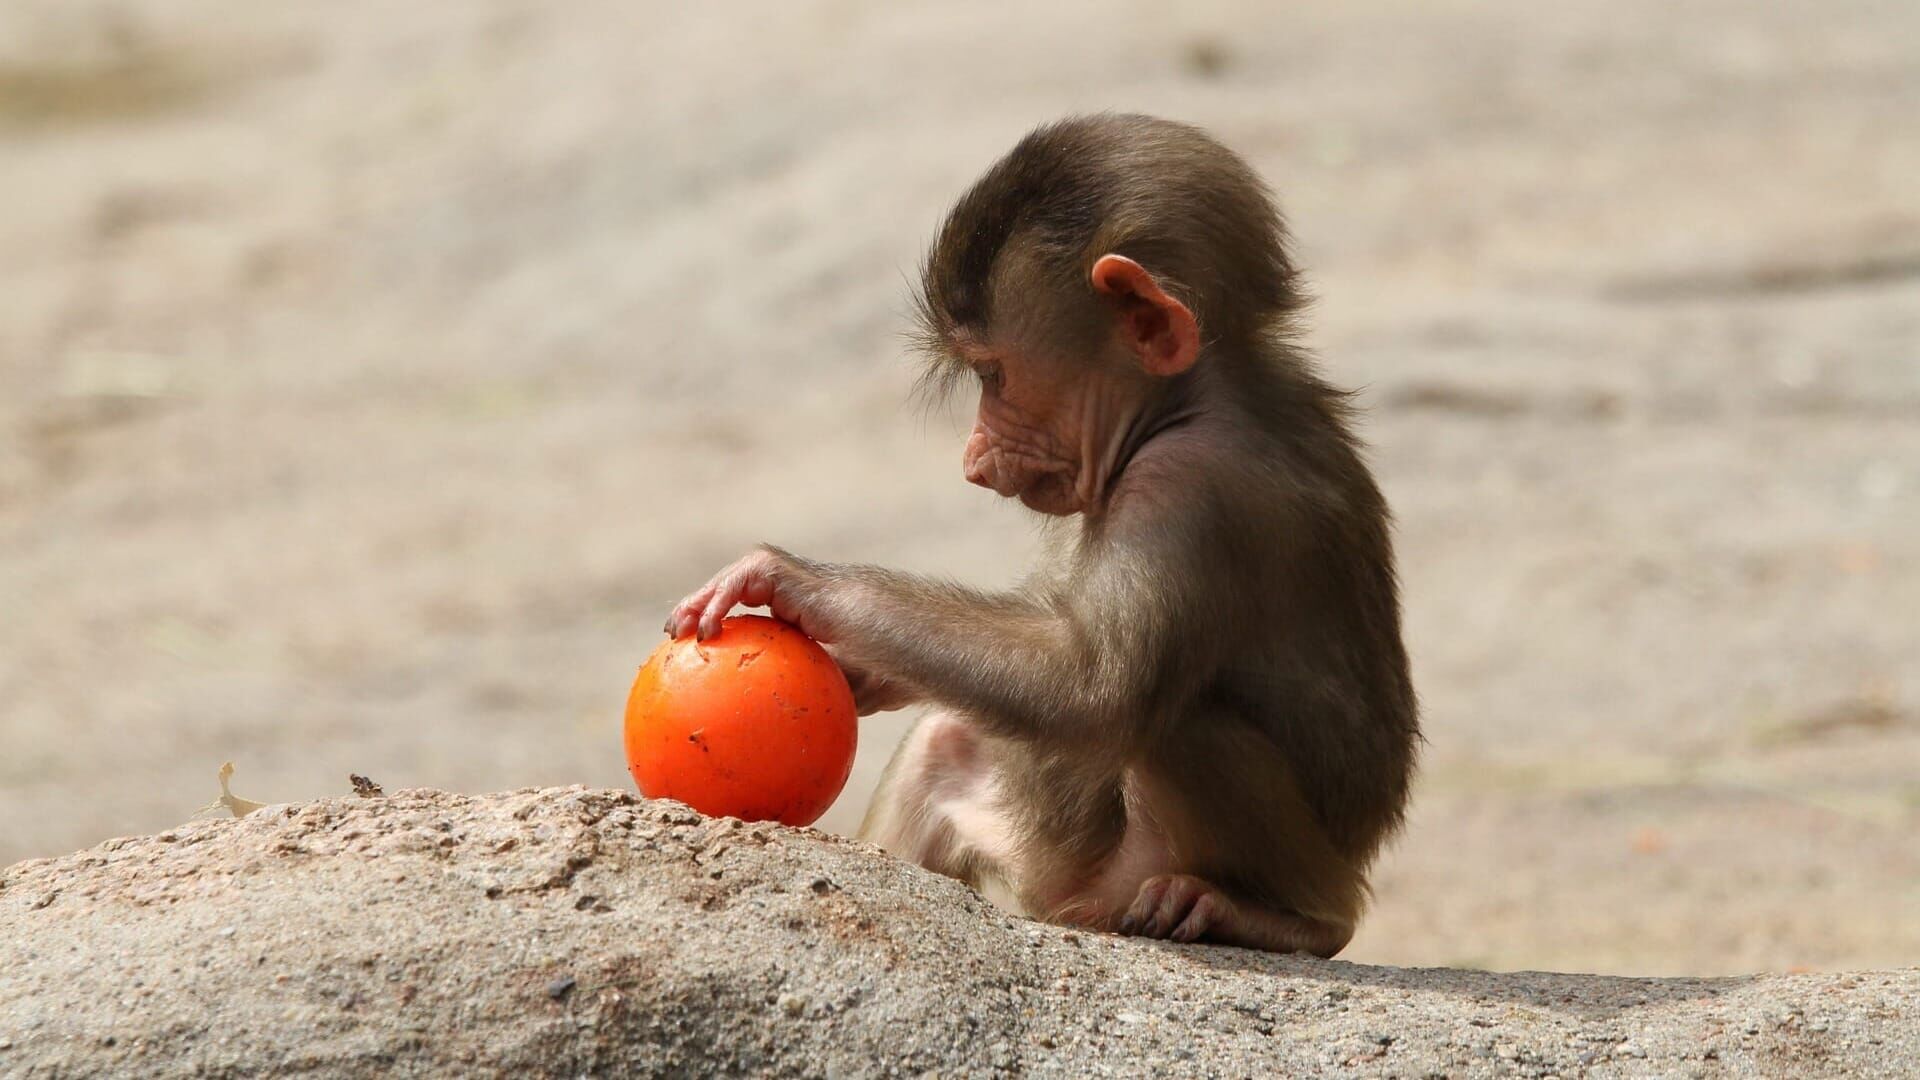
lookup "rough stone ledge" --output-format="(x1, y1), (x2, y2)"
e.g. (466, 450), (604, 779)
(1, 787), (1913, 1077)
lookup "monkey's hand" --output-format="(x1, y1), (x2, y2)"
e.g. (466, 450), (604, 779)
(665, 548), (921, 713)
(664, 546), (838, 643)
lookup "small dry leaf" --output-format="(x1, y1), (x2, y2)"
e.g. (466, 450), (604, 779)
(350, 773), (384, 798)
(197, 761), (267, 818)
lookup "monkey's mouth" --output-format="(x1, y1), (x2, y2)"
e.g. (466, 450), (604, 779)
(972, 459), (1052, 504)
(1016, 475), (1080, 516)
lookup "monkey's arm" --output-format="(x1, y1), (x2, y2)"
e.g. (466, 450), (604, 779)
(802, 558), (1094, 735)
(666, 513), (1226, 743)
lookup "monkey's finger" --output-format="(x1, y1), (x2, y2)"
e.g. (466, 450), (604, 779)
(667, 584), (720, 639)
(698, 562), (786, 639)
(697, 578), (743, 640)
(688, 564), (749, 639)
(664, 600), (700, 637)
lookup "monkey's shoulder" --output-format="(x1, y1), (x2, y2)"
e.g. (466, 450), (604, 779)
(1113, 424), (1346, 530)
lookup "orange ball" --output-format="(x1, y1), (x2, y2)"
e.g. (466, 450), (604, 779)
(623, 614), (857, 827)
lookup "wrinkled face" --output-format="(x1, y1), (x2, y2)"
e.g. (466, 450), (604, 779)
(956, 338), (1125, 517)
(924, 254), (1198, 517)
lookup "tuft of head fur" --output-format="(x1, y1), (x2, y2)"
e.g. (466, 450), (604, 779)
(910, 114), (1306, 404)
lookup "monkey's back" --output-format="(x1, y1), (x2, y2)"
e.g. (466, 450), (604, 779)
(1141, 374), (1418, 921)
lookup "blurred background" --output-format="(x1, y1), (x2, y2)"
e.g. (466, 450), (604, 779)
(2, 0), (1915, 977)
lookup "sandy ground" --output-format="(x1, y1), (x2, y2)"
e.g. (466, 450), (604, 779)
(1, 0), (1915, 977)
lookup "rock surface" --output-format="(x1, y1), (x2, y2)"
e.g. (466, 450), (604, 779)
(1, 788), (1914, 1077)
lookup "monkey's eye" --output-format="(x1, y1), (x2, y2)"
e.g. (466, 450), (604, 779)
(973, 362), (1004, 392)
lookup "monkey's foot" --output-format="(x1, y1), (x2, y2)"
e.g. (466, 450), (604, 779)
(1115, 874), (1351, 957)
(1117, 873), (1225, 942)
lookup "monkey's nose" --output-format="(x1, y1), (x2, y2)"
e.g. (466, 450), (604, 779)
(964, 457), (992, 488)
(963, 427), (993, 488)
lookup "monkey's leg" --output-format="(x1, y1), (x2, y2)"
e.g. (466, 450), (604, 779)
(858, 711), (1018, 897)
(1118, 874), (1353, 958)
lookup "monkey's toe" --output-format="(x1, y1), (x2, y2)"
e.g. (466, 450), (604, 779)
(1169, 891), (1225, 943)
(1118, 873), (1226, 941)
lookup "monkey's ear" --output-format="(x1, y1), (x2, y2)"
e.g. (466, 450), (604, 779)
(1090, 254), (1200, 377)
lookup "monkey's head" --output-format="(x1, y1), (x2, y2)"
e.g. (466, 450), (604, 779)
(911, 114), (1304, 516)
